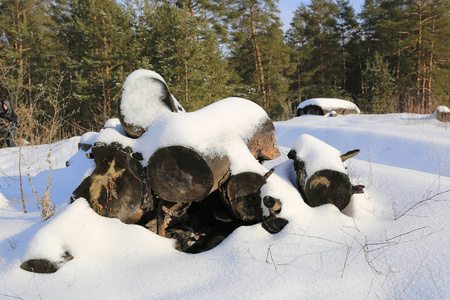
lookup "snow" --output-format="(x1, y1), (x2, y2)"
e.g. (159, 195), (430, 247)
(120, 69), (183, 131)
(290, 134), (347, 181)
(1, 110), (450, 299)
(437, 105), (450, 113)
(132, 97), (270, 175)
(297, 98), (361, 114)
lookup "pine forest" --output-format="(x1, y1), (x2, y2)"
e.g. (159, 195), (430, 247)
(0, 0), (449, 144)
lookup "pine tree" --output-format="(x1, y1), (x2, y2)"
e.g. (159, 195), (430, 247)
(50, 0), (136, 129)
(227, 0), (290, 116)
(362, 52), (396, 113)
(285, 0), (341, 99)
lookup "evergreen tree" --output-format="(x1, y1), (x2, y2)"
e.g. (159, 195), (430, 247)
(227, 0), (290, 117)
(137, 1), (231, 111)
(50, 0), (136, 129)
(285, 0), (341, 99)
(362, 51), (396, 113)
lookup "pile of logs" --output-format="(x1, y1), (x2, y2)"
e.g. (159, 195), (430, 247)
(72, 70), (288, 253)
(71, 69), (363, 254)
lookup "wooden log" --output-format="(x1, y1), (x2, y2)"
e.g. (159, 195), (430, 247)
(118, 70), (184, 138)
(261, 215), (289, 234)
(147, 146), (230, 203)
(245, 119), (281, 161)
(288, 134), (364, 210)
(219, 169), (274, 224)
(436, 106), (450, 122)
(263, 195), (282, 214)
(20, 252), (73, 274)
(72, 144), (149, 223)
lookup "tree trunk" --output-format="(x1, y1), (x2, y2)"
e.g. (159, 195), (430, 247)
(249, 1), (267, 109)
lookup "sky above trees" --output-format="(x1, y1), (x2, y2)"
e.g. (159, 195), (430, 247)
(278, 0), (364, 32)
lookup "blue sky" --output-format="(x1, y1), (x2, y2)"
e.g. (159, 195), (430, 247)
(277, 0), (365, 32)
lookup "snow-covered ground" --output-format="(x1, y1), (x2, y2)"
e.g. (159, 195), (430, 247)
(1, 112), (449, 299)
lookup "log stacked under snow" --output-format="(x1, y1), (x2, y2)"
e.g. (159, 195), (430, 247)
(70, 69), (363, 254)
(435, 105), (450, 122)
(288, 134), (364, 210)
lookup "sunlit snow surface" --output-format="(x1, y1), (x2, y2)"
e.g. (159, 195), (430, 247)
(1, 112), (449, 299)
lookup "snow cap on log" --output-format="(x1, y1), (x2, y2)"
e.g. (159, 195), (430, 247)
(104, 118), (127, 136)
(297, 98), (361, 116)
(135, 97), (278, 175)
(288, 134), (347, 182)
(119, 69), (185, 138)
(288, 134), (361, 210)
(96, 128), (137, 151)
(435, 105), (450, 122)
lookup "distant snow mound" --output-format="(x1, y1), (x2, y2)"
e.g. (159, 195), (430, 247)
(297, 98), (361, 116)
(0, 192), (9, 208)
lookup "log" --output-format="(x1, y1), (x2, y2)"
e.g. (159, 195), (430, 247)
(20, 252), (73, 274)
(147, 146), (230, 203)
(245, 119), (281, 161)
(72, 144), (149, 223)
(146, 117), (279, 204)
(261, 215), (289, 234)
(263, 195), (282, 214)
(118, 70), (184, 138)
(219, 170), (274, 223)
(436, 105), (450, 122)
(288, 134), (364, 210)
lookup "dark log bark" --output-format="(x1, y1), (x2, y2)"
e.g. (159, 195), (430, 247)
(263, 195), (282, 214)
(246, 119), (281, 161)
(219, 170), (274, 223)
(262, 214), (289, 234)
(288, 149), (363, 210)
(297, 104), (360, 116)
(20, 252), (73, 274)
(436, 106), (450, 122)
(72, 144), (149, 223)
(118, 74), (184, 138)
(147, 146), (230, 203)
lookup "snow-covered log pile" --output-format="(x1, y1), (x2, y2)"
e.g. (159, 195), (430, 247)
(296, 98), (361, 117)
(435, 105), (450, 122)
(69, 69), (363, 255)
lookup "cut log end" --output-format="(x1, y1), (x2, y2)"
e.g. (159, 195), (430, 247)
(221, 172), (268, 223)
(305, 169), (353, 210)
(246, 119), (281, 161)
(148, 146), (230, 202)
(72, 145), (144, 222)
